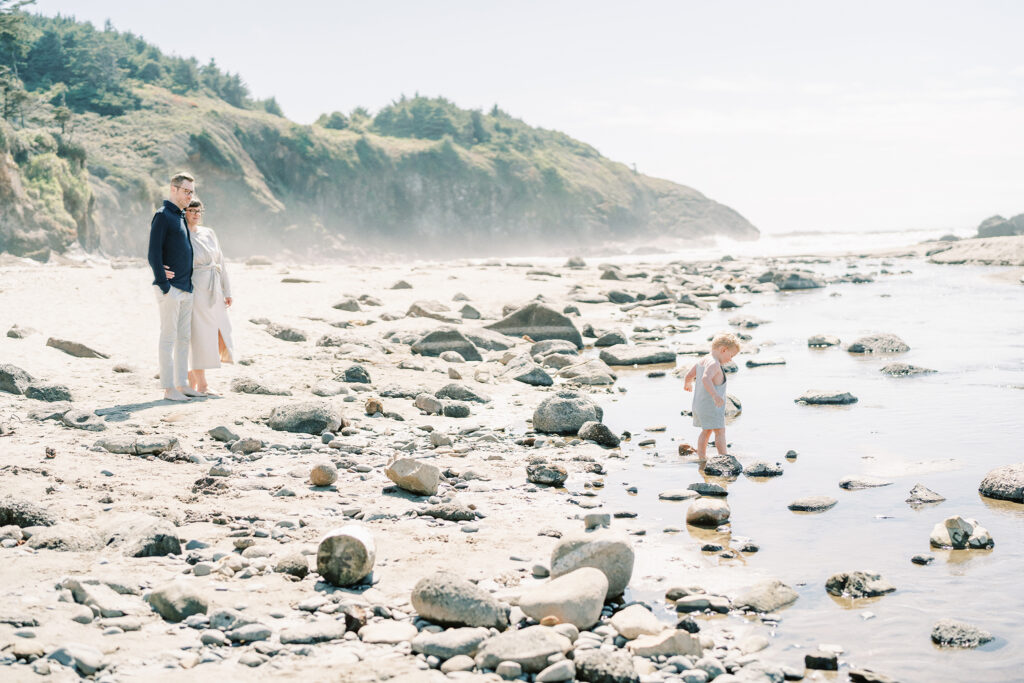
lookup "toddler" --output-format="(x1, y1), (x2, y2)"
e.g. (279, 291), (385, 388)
(684, 332), (741, 456)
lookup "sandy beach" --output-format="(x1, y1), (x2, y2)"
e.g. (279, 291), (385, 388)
(1, 236), (1022, 682)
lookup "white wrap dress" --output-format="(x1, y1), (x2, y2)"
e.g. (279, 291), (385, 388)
(189, 226), (235, 369)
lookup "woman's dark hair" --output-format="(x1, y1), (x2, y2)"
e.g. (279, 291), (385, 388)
(187, 199), (204, 211)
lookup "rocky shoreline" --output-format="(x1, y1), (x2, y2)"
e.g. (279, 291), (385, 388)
(0, 246), (1021, 682)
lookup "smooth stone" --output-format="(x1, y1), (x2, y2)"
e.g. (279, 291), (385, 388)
(359, 621), (418, 643)
(47, 644), (105, 676)
(411, 626), (489, 659)
(386, 458), (441, 496)
(795, 390), (858, 405)
(227, 623), (272, 643)
(518, 567), (608, 629)
(145, 582), (209, 623)
(732, 580), (798, 613)
(533, 391), (603, 435)
(978, 463), (1024, 503)
(839, 476), (893, 490)
(496, 661), (524, 679)
(411, 571), (508, 629)
(102, 514), (181, 557)
(628, 629), (702, 658)
(62, 409), (107, 431)
(208, 426), (239, 442)
(686, 499), (730, 527)
(687, 482), (727, 497)
(550, 533), (634, 599)
(537, 659), (576, 682)
(26, 524), (102, 552)
(474, 625), (572, 673)
(442, 654), (477, 673)
(787, 496), (837, 512)
(268, 401), (342, 434)
(598, 345), (676, 366)
(610, 604), (665, 640)
(744, 357), (786, 368)
(316, 525), (376, 586)
(310, 462), (338, 486)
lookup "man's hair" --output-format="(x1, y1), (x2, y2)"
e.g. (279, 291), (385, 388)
(711, 332), (741, 352)
(187, 199), (204, 211)
(170, 172), (195, 187)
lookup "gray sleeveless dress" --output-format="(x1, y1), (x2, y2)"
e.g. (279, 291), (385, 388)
(692, 360), (727, 429)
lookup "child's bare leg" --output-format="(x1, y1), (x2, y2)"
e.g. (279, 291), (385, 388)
(696, 429), (711, 457)
(713, 428), (727, 455)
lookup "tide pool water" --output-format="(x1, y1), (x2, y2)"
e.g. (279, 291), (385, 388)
(597, 258), (1024, 682)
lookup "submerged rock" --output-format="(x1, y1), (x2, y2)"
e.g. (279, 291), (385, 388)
(978, 463), (1024, 503)
(906, 483), (946, 508)
(825, 571), (896, 598)
(929, 515), (993, 549)
(598, 345), (675, 366)
(931, 619), (994, 648)
(788, 496), (837, 512)
(847, 333), (910, 354)
(880, 362), (936, 376)
(795, 390), (858, 405)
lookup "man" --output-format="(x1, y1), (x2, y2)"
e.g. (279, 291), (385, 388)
(148, 172), (202, 401)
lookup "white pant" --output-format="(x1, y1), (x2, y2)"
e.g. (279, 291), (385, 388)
(155, 286), (194, 389)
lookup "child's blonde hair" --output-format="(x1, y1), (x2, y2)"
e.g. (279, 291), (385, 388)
(711, 332), (741, 353)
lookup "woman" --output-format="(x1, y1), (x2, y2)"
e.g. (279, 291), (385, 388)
(184, 199), (234, 393)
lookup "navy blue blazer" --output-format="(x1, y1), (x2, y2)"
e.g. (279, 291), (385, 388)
(148, 200), (193, 294)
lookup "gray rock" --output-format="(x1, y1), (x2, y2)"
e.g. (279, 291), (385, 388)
(317, 525), (376, 586)
(411, 626), (490, 659)
(412, 328), (483, 362)
(978, 463), (1024, 503)
(460, 304), (481, 319)
(46, 337), (110, 358)
(208, 425), (239, 442)
(519, 567), (608, 629)
(573, 649), (639, 683)
(531, 339), (579, 357)
(26, 524), (102, 551)
(442, 401), (471, 418)
(411, 571), (508, 629)
(686, 499), (730, 527)
(744, 461), (783, 477)
(788, 496), (837, 512)
(880, 362), (936, 376)
(795, 390), (858, 405)
(265, 323), (307, 342)
(311, 380), (348, 396)
(6, 324), (36, 339)
(533, 391), (603, 434)
(744, 357), (786, 368)
(340, 364), (372, 383)
(475, 625), (572, 673)
(280, 620), (346, 644)
(598, 345), (675, 366)
(594, 330), (628, 347)
(47, 644), (105, 676)
(386, 458), (441, 496)
(485, 302), (583, 348)
(268, 401), (342, 434)
(392, 279), (413, 289)
(0, 497), (55, 527)
(442, 655), (476, 673)
(906, 483), (946, 507)
(60, 578), (143, 618)
(145, 582), (209, 622)
(805, 649), (838, 671)
(732, 579), (799, 612)
(0, 362), (34, 394)
(847, 334), (910, 354)
(24, 383), (72, 402)
(825, 571), (896, 598)
(27, 402), (71, 421)
(848, 668), (900, 683)
(436, 383), (490, 403)
(807, 334), (841, 347)
(275, 553), (310, 579)
(659, 489), (699, 501)
(527, 463), (568, 487)
(578, 421), (620, 447)
(230, 437), (263, 454)
(310, 462), (338, 486)
(537, 659), (576, 682)
(931, 619), (994, 648)
(929, 515), (993, 549)
(62, 409), (106, 431)
(227, 623), (273, 643)
(332, 297), (361, 312)
(688, 482), (727, 497)
(627, 629), (702, 657)
(557, 359), (617, 385)
(703, 454), (743, 477)
(463, 327), (516, 351)
(506, 358), (554, 387)
(772, 270), (825, 290)
(839, 476), (893, 490)
(94, 435), (178, 456)
(414, 393), (444, 415)
(550, 533), (634, 598)
(102, 515), (181, 557)
(610, 604), (665, 640)
(408, 300), (459, 322)
(420, 501), (477, 522)
(230, 377), (292, 396)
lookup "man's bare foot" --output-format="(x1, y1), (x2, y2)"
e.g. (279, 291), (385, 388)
(177, 386), (205, 398)
(164, 389), (190, 401)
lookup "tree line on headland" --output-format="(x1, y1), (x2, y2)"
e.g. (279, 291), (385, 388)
(0, 3), (758, 260)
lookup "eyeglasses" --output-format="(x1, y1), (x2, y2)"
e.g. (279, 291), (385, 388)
(186, 209), (203, 214)
(173, 185), (195, 197)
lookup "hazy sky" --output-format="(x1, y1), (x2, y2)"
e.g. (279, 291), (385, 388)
(32, 0), (1024, 235)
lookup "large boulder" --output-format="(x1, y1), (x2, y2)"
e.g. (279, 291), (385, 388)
(0, 363), (33, 395)
(976, 213), (1024, 238)
(518, 567), (607, 629)
(598, 345), (675, 366)
(533, 391), (603, 434)
(978, 463), (1024, 503)
(412, 328), (483, 362)
(411, 572), (508, 630)
(929, 515), (993, 549)
(268, 401), (342, 434)
(847, 334), (910, 354)
(475, 625), (572, 673)
(485, 303), (583, 348)
(550, 534), (634, 599)
(386, 458), (441, 496)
